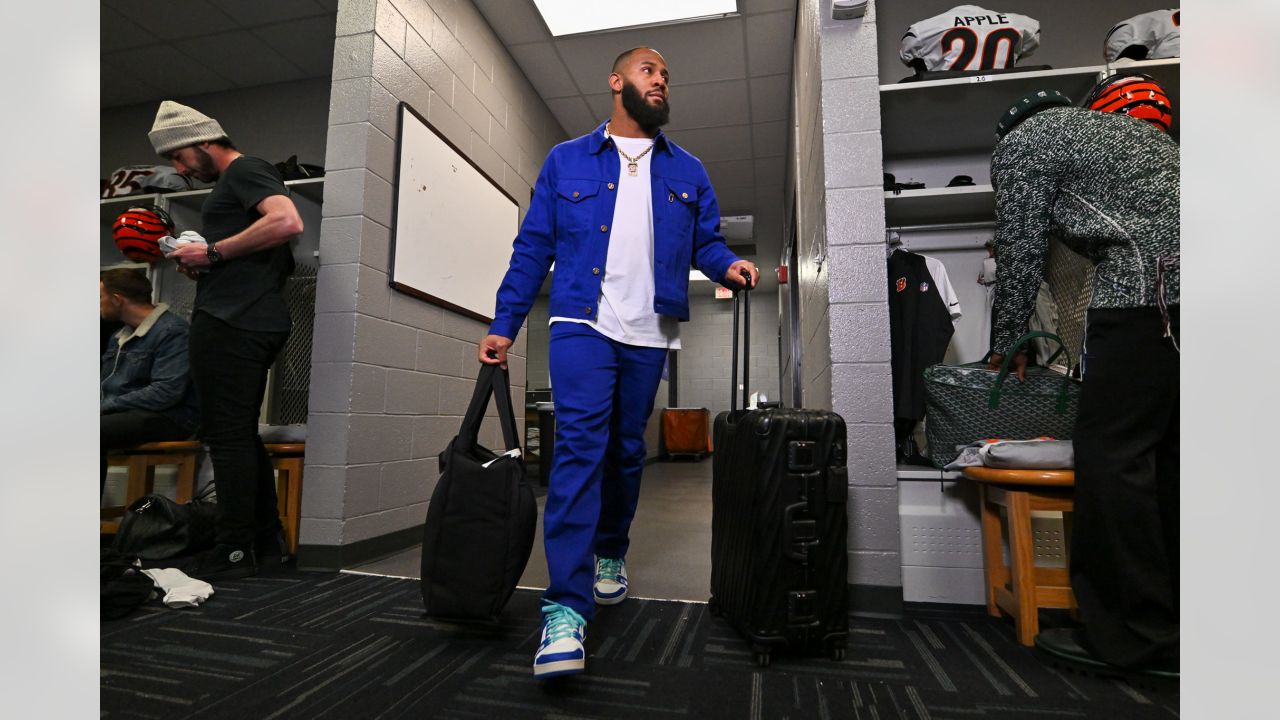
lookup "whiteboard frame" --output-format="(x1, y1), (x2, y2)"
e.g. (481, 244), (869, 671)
(388, 101), (520, 323)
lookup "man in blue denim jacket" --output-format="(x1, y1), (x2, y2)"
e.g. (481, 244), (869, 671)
(100, 269), (200, 496)
(478, 47), (758, 679)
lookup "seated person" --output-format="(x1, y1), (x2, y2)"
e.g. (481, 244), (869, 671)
(100, 269), (200, 496)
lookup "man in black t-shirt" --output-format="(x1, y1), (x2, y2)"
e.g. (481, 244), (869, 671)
(148, 100), (304, 581)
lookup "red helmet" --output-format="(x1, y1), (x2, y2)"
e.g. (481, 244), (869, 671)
(1084, 73), (1173, 133)
(111, 206), (175, 263)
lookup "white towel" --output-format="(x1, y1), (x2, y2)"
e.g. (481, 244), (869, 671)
(141, 568), (215, 608)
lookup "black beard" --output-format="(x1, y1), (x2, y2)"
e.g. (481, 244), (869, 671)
(191, 146), (220, 183)
(621, 80), (670, 131)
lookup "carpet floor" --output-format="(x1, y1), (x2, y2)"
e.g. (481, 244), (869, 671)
(101, 569), (1178, 719)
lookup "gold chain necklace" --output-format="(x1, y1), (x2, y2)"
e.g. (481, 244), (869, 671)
(605, 121), (654, 176)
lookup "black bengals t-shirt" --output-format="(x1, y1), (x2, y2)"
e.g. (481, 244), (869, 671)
(196, 156), (296, 332)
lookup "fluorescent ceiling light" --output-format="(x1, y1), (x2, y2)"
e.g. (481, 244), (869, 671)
(531, 0), (738, 37)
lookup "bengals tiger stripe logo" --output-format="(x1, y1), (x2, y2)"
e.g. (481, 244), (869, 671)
(111, 206), (174, 263)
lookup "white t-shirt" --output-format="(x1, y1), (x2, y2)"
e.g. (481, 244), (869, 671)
(549, 133), (681, 349)
(1104, 9), (1180, 62)
(899, 5), (1040, 72)
(923, 255), (962, 323)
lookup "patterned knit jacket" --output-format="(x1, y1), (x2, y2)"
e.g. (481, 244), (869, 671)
(989, 106), (1179, 355)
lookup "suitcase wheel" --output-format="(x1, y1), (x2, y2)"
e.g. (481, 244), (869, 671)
(829, 647), (845, 662)
(753, 650), (771, 668)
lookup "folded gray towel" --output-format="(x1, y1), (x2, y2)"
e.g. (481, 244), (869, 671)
(944, 438), (1074, 471)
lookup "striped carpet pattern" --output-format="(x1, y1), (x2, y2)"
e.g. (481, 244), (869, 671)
(101, 570), (1178, 719)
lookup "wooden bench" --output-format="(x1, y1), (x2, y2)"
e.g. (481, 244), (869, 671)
(962, 466), (1076, 646)
(103, 441), (306, 555)
(102, 440), (201, 534)
(265, 443), (305, 554)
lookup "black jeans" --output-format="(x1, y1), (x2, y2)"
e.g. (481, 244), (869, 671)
(1070, 306), (1179, 668)
(101, 409), (197, 496)
(189, 311), (289, 548)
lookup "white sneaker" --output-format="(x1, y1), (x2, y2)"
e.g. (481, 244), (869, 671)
(593, 556), (628, 605)
(533, 601), (586, 679)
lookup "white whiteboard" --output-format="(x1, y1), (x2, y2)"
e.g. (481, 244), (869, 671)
(390, 102), (519, 322)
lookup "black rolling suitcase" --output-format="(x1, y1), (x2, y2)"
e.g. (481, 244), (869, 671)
(709, 276), (849, 666)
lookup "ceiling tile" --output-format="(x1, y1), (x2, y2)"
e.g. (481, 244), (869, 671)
(749, 73), (789, 123)
(751, 120), (787, 156)
(101, 6), (161, 52)
(742, 0), (795, 14)
(106, 0), (240, 40)
(180, 30), (307, 87)
(209, 0), (329, 26)
(754, 155), (785, 185)
(713, 184), (755, 214)
(704, 159), (756, 189)
(668, 124), (753, 163)
(582, 92), (613, 123)
(745, 11), (793, 76)
(755, 183), (785, 210)
(509, 43), (581, 98)
(544, 96), (596, 137)
(473, 0), (551, 46)
(664, 80), (748, 131)
(105, 44), (237, 97)
(252, 15), (337, 77)
(100, 66), (164, 109)
(555, 15), (747, 91)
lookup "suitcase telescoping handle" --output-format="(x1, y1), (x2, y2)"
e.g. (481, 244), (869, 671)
(730, 268), (753, 412)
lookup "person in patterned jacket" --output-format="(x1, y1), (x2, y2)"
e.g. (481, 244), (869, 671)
(986, 85), (1179, 682)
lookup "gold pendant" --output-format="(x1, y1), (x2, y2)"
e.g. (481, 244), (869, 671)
(628, 162), (638, 176)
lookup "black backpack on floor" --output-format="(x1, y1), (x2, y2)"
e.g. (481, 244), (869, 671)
(420, 364), (537, 622)
(101, 548), (156, 621)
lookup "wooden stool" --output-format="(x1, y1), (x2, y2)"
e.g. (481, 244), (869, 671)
(102, 440), (202, 534)
(265, 443), (305, 554)
(962, 466), (1076, 646)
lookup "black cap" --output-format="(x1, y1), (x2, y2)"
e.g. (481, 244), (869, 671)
(995, 89), (1073, 140)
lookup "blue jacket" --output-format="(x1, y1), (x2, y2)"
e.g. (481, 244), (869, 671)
(487, 122), (741, 340)
(100, 305), (200, 430)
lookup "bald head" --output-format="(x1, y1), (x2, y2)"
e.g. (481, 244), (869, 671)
(612, 47), (665, 75)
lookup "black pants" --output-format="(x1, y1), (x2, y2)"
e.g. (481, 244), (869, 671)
(101, 410), (197, 496)
(1070, 306), (1179, 668)
(189, 311), (289, 548)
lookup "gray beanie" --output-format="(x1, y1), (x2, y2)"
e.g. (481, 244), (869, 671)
(148, 100), (228, 156)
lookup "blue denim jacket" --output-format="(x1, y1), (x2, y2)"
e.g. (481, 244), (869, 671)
(487, 122), (741, 340)
(100, 305), (200, 430)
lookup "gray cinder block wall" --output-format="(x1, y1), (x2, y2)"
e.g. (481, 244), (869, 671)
(791, 0), (899, 604)
(818, 0), (899, 601)
(301, 0), (565, 568)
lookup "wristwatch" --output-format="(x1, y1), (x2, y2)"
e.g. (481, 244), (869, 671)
(206, 242), (224, 266)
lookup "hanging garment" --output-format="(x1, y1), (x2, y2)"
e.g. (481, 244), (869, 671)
(923, 254), (963, 323)
(899, 5), (1041, 73)
(1027, 280), (1062, 367)
(888, 250), (955, 422)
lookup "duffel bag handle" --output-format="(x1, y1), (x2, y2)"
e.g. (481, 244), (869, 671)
(989, 332), (1074, 413)
(459, 363), (521, 454)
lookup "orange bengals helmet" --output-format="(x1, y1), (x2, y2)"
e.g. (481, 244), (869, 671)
(1084, 73), (1173, 133)
(112, 206), (175, 263)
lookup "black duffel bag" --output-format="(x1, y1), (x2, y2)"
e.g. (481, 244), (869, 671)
(420, 363), (537, 622)
(111, 485), (217, 561)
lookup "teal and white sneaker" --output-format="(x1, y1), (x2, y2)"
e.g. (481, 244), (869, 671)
(593, 556), (628, 605)
(533, 601), (587, 679)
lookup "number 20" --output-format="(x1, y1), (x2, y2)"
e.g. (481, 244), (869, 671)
(940, 27), (1021, 71)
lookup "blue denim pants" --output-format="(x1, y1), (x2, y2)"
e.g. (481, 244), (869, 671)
(542, 322), (667, 620)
